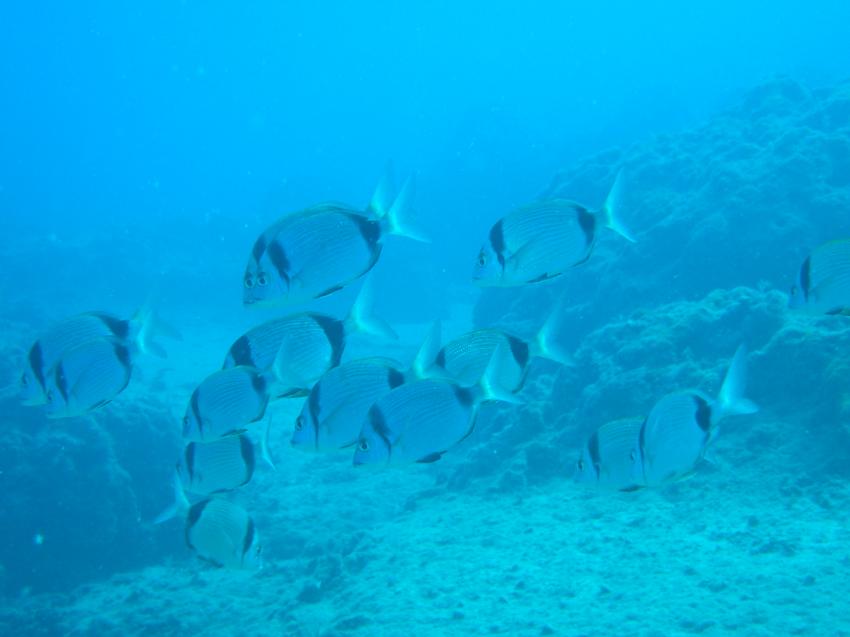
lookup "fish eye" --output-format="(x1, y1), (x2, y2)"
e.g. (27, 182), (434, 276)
(46, 391), (54, 404)
(244, 276), (255, 289)
(20, 373), (28, 387)
(790, 285), (797, 296)
(358, 439), (369, 452)
(477, 252), (487, 267)
(294, 415), (304, 431)
(257, 273), (268, 287)
(577, 459), (584, 472)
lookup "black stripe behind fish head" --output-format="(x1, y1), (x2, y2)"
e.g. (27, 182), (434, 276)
(54, 363), (70, 402)
(242, 517), (256, 559)
(587, 431), (601, 479)
(489, 220), (507, 271)
(576, 206), (596, 248)
(266, 240), (291, 290)
(191, 389), (204, 436)
(800, 256), (811, 301)
(250, 369), (267, 397)
(368, 405), (393, 453)
(185, 443), (197, 481)
(185, 499), (211, 550)
(28, 342), (45, 390)
(251, 234), (268, 262)
(693, 395), (712, 434)
(387, 367), (405, 389)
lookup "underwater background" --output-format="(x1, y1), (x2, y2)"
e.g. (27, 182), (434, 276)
(3, 1), (850, 635)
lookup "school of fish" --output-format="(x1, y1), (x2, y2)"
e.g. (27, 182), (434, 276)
(19, 167), (847, 570)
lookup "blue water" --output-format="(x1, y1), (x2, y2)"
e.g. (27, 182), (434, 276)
(2, 2), (850, 636)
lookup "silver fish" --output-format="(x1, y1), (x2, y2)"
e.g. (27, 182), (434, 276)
(20, 307), (175, 406)
(789, 239), (850, 314)
(224, 282), (396, 397)
(185, 499), (262, 570)
(420, 304), (571, 392)
(43, 337), (134, 418)
(573, 417), (645, 491)
(292, 357), (408, 452)
(182, 366), (271, 442)
(635, 345), (758, 487)
(243, 172), (426, 307)
(353, 346), (518, 467)
(472, 171), (634, 287)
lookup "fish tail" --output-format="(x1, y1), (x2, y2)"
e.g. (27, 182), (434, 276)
(410, 320), (442, 379)
(132, 300), (182, 359)
(379, 175), (430, 243)
(531, 296), (575, 367)
(345, 279), (399, 341)
(599, 169), (636, 243)
(477, 342), (524, 405)
(368, 161), (397, 219)
(153, 471), (190, 525)
(717, 344), (759, 420)
(260, 413), (276, 470)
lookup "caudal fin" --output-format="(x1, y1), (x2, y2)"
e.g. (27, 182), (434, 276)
(531, 296), (574, 367)
(379, 175), (429, 243)
(153, 471), (190, 525)
(410, 320), (442, 379)
(132, 301), (182, 359)
(599, 170), (636, 243)
(717, 345), (759, 420)
(368, 162), (397, 219)
(477, 342), (524, 405)
(345, 280), (398, 341)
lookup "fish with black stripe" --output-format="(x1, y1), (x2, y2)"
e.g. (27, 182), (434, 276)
(472, 171), (634, 287)
(184, 499), (262, 570)
(20, 306), (178, 407)
(789, 239), (850, 315)
(352, 344), (519, 467)
(223, 281), (397, 398)
(243, 169), (427, 306)
(633, 345), (758, 487)
(42, 337), (135, 418)
(573, 417), (646, 491)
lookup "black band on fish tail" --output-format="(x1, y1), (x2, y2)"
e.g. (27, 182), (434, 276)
(240, 435), (256, 483)
(242, 517), (256, 559)
(227, 336), (253, 368)
(267, 240), (291, 290)
(29, 343), (45, 389)
(114, 343), (132, 370)
(587, 431), (601, 479)
(185, 500), (210, 549)
(350, 213), (382, 248)
(96, 313), (130, 340)
(799, 256), (811, 301)
(693, 395), (712, 433)
(506, 335), (530, 369)
(453, 385), (475, 408)
(311, 314), (345, 367)
(577, 206), (596, 248)
(435, 348), (447, 369)
(387, 367), (405, 389)
(185, 443), (196, 480)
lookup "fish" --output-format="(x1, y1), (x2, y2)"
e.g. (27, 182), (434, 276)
(292, 357), (409, 452)
(184, 499), (262, 570)
(472, 171), (634, 287)
(243, 170), (427, 307)
(223, 281), (397, 397)
(788, 239), (850, 314)
(19, 306), (178, 406)
(352, 345), (519, 467)
(153, 435), (259, 524)
(573, 417), (646, 491)
(634, 345), (759, 487)
(417, 302), (572, 392)
(182, 366), (273, 442)
(43, 337), (134, 418)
